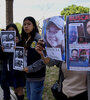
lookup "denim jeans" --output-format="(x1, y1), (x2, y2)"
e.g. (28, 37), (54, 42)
(26, 80), (44, 100)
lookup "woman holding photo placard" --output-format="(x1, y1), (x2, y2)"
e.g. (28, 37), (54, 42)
(35, 39), (88, 100)
(19, 16), (46, 100)
(0, 24), (25, 100)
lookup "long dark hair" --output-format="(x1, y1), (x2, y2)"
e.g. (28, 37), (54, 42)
(6, 23), (20, 40)
(21, 16), (39, 49)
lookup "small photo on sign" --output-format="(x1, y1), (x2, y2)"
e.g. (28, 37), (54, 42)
(1, 31), (16, 52)
(13, 46), (24, 71)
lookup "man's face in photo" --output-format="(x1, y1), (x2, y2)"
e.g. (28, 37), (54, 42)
(71, 50), (78, 60)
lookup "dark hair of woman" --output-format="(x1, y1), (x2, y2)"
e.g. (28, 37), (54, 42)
(6, 23), (20, 40)
(21, 16), (39, 49)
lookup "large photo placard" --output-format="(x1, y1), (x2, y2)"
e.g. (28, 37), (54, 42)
(42, 16), (65, 61)
(67, 13), (90, 71)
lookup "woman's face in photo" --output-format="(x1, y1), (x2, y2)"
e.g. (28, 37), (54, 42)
(46, 23), (62, 47)
(87, 21), (90, 35)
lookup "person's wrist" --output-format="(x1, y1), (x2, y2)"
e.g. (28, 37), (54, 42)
(41, 55), (50, 64)
(41, 53), (44, 60)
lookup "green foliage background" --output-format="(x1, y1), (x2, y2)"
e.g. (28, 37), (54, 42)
(61, 4), (89, 20)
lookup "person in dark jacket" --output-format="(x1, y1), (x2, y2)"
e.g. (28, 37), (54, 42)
(19, 16), (46, 100)
(1, 24), (25, 100)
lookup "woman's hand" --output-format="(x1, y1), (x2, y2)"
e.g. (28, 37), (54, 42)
(1, 46), (4, 51)
(35, 39), (50, 64)
(23, 67), (29, 73)
(15, 37), (19, 43)
(35, 39), (45, 56)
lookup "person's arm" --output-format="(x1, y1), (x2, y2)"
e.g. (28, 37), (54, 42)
(40, 51), (60, 66)
(24, 57), (61, 73)
(24, 59), (45, 73)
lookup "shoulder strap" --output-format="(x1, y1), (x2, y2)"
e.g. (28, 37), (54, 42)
(57, 61), (64, 92)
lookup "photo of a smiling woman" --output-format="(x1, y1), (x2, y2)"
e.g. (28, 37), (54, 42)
(44, 16), (64, 49)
